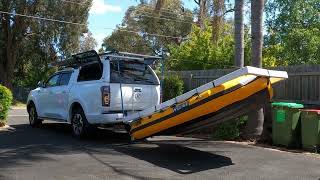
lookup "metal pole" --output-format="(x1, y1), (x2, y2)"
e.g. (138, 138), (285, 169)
(160, 51), (165, 103)
(117, 60), (125, 117)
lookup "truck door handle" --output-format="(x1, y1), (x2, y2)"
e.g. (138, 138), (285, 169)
(134, 88), (142, 92)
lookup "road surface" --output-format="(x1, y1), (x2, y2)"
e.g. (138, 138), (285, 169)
(0, 109), (319, 180)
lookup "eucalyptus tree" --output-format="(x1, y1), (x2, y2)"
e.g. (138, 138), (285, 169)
(0, 0), (92, 88)
(264, 0), (320, 65)
(244, 0), (265, 139)
(234, 0), (244, 67)
(154, 0), (227, 43)
(211, 0), (225, 44)
(194, 0), (209, 29)
(251, 0), (264, 68)
(79, 32), (97, 52)
(103, 0), (193, 54)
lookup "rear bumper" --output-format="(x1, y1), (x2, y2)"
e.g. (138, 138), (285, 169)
(86, 113), (124, 124)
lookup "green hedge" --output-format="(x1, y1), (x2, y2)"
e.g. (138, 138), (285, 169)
(163, 76), (184, 101)
(0, 85), (13, 126)
(212, 116), (248, 140)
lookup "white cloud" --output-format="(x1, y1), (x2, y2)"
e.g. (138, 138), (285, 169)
(90, 0), (121, 14)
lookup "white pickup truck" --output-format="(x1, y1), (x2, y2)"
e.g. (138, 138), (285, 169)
(27, 50), (161, 138)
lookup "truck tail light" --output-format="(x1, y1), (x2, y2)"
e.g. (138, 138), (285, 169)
(101, 86), (110, 106)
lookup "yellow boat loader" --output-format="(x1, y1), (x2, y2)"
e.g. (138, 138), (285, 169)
(123, 66), (288, 140)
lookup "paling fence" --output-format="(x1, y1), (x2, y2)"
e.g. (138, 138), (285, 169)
(168, 65), (320, 105)
(12, 87), (31, 103)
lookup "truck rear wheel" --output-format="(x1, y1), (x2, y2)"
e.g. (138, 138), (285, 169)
(71, 107), (91, 138)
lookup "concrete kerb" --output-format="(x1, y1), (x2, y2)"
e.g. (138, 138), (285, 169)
(10, 106), (26, 110)
(0, 124), (15, 132)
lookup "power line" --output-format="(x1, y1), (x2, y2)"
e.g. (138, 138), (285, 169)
(0, 10), (87, 26)
(59, 0), (193, 17)
(59, 0), (196, 26)
(0, 10), (186, 39)
(59, 0), (188, 15)
(135, 10), (195, 23)
(139, 4), (193, 17)
(60, 0), (90, 6)
(134, 12), (195, 24)
(109, 28), (186, 39)
(140, 3), (235, 17)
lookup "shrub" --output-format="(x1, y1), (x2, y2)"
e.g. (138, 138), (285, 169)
(163, 76), (184, 101)
(0, 85), (13, 126)
(212, 116), (248, 140)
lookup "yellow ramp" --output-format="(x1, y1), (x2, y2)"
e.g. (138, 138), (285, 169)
(124, 66), (288, 140)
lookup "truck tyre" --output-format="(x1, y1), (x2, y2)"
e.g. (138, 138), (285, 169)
(71, 106), (91, 138)
(28, 103), (42, 127)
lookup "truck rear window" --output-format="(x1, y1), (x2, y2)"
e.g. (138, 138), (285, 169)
(110, 61), (159, 85)
(78, 62), (103, 82)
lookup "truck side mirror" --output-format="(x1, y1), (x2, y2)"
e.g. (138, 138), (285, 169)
(37, 81), (45, 88)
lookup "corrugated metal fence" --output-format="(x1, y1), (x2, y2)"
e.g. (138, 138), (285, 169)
(168, 65), (320, 105)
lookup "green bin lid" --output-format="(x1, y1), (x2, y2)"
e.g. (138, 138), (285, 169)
(271, 102), (304, 108)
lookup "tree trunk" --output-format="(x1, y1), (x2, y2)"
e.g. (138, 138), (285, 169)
(155, 0), (166, 11)
(234, 0), (244, 67)
(244, 0), (265, 139)
(198, 0), (208, 29)
(0, 40), (16, 90)
(0, 63), (7, 86)
(212, 0), (224, 44)
(0, 2), (26, 90)
(0, 12), (15, 90)
(250, 0), (264, 67)
(0, 61), (13, 90)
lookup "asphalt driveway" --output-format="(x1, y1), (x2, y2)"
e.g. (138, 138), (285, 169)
(0, 109), (319, 180)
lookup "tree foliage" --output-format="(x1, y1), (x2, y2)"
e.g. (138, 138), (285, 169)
(0, 84), (13, 125)
(79, 31), (98, 53)
(163, 75), (184, 101)
(167, 22), (251, 70)
(102, 0), (193, 54)
(103, 28), (154, 54)
(0, 0), (92, 88)
(264, 0), (320, 66)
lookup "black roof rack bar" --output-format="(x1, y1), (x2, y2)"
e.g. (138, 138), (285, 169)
(50, 50), (162, 68)
(118, 51), (162, 59)
(106, 55), (144, 61)
(100, 51), (162, 59)
(50, 50), (101, 68)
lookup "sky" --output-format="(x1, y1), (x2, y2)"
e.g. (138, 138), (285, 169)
(88, 0), (196, 49)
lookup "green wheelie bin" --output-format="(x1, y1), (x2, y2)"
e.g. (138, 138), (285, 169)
(300, 109), (320, 151)
(271, 102), (304, 147)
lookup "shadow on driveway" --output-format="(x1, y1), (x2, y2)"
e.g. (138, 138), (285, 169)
(0, 122), (233, 175)
(115, 143), (233, 174)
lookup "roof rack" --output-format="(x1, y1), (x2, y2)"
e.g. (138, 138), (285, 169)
(50, 50), (101, 68)
(50, 50), (162, 68)
(100, 51), (162, 65)
(100, 51), (162, 59)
